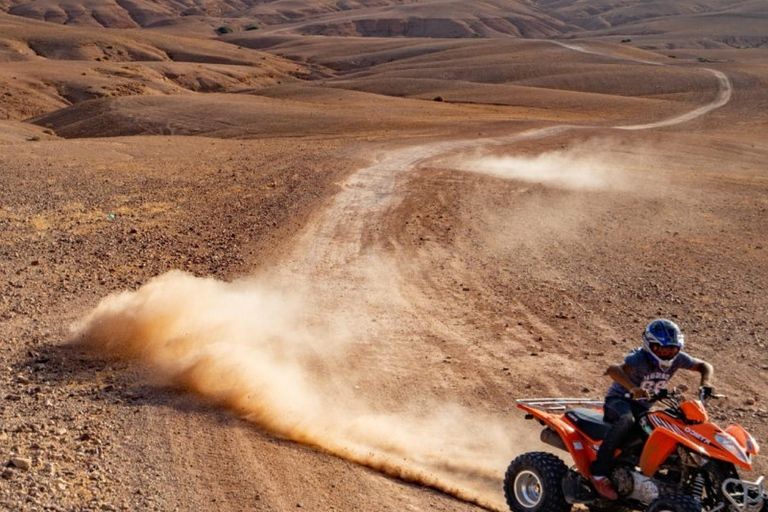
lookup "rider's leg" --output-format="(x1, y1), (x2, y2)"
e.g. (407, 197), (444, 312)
(592, 397), (635, 477)
(589, 397), (636, 500)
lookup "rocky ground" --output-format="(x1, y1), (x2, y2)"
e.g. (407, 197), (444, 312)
(0, 135), (366, 511)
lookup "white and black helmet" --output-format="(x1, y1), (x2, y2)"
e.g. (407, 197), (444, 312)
(643, 319), (684, 370)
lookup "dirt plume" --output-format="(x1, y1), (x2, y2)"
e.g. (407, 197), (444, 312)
(70, 270), (537, 510)
(455, 139), (634, 191)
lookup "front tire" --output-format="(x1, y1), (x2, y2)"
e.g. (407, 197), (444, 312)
(646, 494), (702, 512)
(503, 452), (570, 512)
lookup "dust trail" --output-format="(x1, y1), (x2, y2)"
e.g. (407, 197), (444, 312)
(71, 270), (530, 511)
(452, 141), (628, 191)
(71, 127), (566, 510)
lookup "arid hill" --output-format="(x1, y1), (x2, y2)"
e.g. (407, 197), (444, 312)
(0, 13), (308, 119)
(2, 0), (767, 40)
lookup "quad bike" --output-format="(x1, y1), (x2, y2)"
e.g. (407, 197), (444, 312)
(505, 389), (767, 512)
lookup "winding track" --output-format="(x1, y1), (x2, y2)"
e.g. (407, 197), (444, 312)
(272, 41), (734, 509)
(552, 41), (732, 131)
(286, 41), (733, 282)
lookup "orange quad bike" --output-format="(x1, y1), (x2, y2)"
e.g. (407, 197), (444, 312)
(505, 389), (766, 512)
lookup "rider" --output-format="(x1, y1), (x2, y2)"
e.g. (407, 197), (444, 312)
(591, 318), (714, 500)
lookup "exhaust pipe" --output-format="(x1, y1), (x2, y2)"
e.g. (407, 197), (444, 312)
(541, 427), (567, 451)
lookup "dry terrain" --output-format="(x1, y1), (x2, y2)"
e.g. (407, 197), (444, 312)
(1, 2), (768, 512)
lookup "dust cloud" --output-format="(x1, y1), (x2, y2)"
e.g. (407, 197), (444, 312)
(455, 140), (633, 191)
(70, 270), (540, 511)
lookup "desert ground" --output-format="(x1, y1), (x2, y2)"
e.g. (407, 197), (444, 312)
(2, 1), (768, 511)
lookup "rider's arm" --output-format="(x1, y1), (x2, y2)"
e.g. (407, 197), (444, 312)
(690, 359), (713, 387)
(606, 363), (649, 399)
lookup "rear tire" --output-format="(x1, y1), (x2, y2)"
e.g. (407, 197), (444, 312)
(646, 494), (701, 512)
(503, 452), (570, 512)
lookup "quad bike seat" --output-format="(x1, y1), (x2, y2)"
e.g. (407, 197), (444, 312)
(565, 408), (610, 440)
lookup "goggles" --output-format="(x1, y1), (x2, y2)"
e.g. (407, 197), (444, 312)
(650, 343), (680, 360)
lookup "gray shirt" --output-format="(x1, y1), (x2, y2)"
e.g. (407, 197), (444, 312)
(606, 348), (696, 407)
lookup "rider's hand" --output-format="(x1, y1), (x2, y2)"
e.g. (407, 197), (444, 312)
(630, 387), (651, 400)
(700, 386), (714, 399)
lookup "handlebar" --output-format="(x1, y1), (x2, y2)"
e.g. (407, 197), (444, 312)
(699, 385), (726, 401)
(623, 388), (672, 402)
(623, 387), (726, 402)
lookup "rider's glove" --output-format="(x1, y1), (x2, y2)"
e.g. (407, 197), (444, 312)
(700, 386), (714, 399)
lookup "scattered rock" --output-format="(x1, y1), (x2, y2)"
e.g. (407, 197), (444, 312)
(11, 457), (31, 470)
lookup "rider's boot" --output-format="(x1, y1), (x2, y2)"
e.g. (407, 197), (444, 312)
(590, 475), (618, 500)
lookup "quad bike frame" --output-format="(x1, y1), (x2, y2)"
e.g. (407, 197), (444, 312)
(507, 395), (767, 512)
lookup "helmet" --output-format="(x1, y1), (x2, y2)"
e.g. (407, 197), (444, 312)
(643, 319), (684, 370)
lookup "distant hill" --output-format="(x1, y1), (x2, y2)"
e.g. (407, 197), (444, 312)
(0, 0), (570, 37)
(1, 0), (767, 41)
(532, 0), (763, 31)
(250, 0), (574, 38)
(0, 12), (305, 119)
(2, 0), (766, 128)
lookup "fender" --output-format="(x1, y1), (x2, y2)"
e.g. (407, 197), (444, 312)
(518, 403), (596, 476)
(638, 425), (733, 476)
(640, 422), (753, 476)
(640, 428), (688, 477)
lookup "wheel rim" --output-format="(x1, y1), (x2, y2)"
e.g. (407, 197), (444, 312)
(514, 470), (543, 508)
